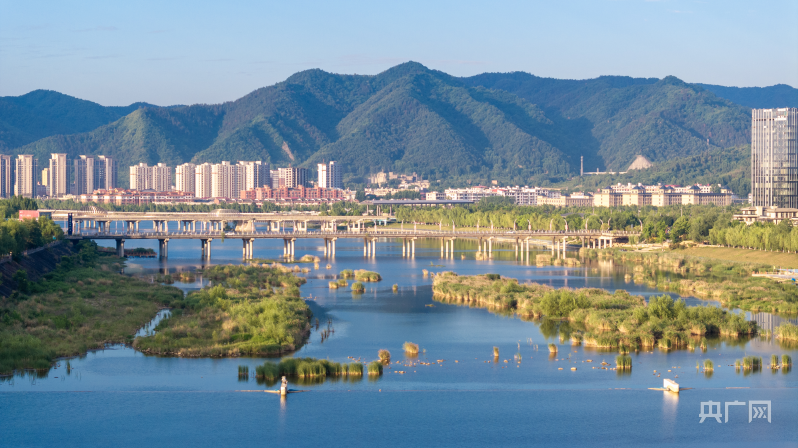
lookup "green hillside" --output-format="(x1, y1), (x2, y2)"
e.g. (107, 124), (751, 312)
(0, 90), (153, 151)
(697, 83), (797, 109)
(5, 62), (760, 188)
(464, 73), (751, 170)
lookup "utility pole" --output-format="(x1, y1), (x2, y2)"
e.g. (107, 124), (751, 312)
(580, 156), (584, 177)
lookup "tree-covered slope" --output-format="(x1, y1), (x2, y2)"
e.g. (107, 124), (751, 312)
(6, 62), (760, 187)
(464, 73), (751, 171)
(696, 83), (798, 109)
(0, 90), (153, 151)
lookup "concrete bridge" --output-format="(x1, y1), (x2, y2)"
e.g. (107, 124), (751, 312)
(65, 226), (638, 261)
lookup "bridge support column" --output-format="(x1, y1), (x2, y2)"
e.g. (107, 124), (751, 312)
(331, 238), (336, 257)
(158, 239), (169, 260)
(243, 239), (249, 259)
(371, 238), (377, 257)
(201, 239), (212, 260)
(440, 239), (444, 258)
(515, 239), (519, 260)
(116, 239), (125, 257)
(411, 238), (415, 257)
(488, 238), (493, 259)
(363, 239), (368, 256)
(291, 238), (295, 258)
(402, 239), (406, 257)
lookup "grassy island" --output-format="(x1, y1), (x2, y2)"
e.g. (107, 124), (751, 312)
(254, 357), (364, 384)
(134, 264), (311, 357)
(432, 272), (756, 351)
(586, 249), (798, 314)
(0, 242), (183, 375)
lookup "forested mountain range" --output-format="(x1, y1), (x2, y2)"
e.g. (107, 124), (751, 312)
(1, 62), (794, 188)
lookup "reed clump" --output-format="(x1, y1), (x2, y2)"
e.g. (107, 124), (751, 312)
(378, 349), (391, 363)
(782, 354), (792, 367)
(615, 355), (632, 370)
(548, 343), (557, 353)
(775, 323), (798, 341)
(328, 281), (339, 289)
(742, 356), (762, 371)
(403, 342), (419, 355)
(771, 354), (779, 368)
(254, 357), (364, 381)
(703, 359), (714, 371)
(392, 284), (398, 292)
(367, 361), (383, 375)
(354, 270), (381, 282)
(735, 359), (741, 370)
(238, 365), (249, 378)
(351, 281), (365, 293)
(339, 269), (354, 279)
(493, 347), (499, 358)
(337, 278), (348, 287)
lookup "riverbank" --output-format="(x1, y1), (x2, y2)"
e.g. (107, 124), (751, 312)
(585, 248), (798, 314)
(0, 241), (183, 375)
(433, 272), (756, 351)
(673, 246), (798, 270)
(133, 264), (311, 357)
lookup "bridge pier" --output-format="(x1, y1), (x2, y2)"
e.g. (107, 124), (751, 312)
(242, 239), (254, 259)
(411, 238), (415, 257)
(330, 238), (336, 257)
(158, 238), (169, 260)
(201, 239), (212, 260)
(488, 238), (493, 259)
(116, 239), (124, 257)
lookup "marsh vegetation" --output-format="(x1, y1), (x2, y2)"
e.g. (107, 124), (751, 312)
(133, 264), (311, 357)
(433, 272), (757, 352)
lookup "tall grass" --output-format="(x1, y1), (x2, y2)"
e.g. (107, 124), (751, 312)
(782, 354), (792, 367)
(493, 346), (499, 357)
(771, 354), (779, 368)
(238, 365), (249, 378)
(548, 343), (557, 353)
(403, 342), (419, 355)
(351, 282), (365, 293)
(367, 361), (383, 375)
(254, 357), (365, 381)
(742, 356), (762, 371)
(378, 349), (391, 363)
(354, 270), (382, 282)
(615, 355), (632, 370)
(735, 359), (741, 370)
(339, 269), (354, 279)
(347, 363), (363, 376)
(775, 323), (798, 341)
(704, 359), (714, 371)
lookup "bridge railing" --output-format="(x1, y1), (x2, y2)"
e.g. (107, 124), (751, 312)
(68, 228), (639, 238)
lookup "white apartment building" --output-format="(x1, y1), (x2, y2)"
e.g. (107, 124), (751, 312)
(318, 161), (342, 189)
(194, 163), (212, 198)
(239, 161), (270, 191)
(48, 153), (69, 197)
(175, 163), (196, 195)
(278, 167), (307, 189)
(211, 161), (241, 199)
(129, 163), (172, 191)
(0, 155), (12, 198)
(14, 154), (37, 198)
(445, 186), (549, 205)
(95, 155), (117, 190)
(72, 155), (94, 196)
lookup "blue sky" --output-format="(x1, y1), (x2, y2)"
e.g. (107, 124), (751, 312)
(1, 0), (796, 106)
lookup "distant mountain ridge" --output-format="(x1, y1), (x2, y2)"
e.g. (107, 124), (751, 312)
(1, 63), (792, 188)
(696, 83), (798, 109)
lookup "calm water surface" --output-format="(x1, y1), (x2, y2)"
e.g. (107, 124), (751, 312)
(2, 223), (797, 447)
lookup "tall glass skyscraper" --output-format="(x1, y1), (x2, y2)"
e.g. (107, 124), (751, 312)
(751, 108), (798, 208)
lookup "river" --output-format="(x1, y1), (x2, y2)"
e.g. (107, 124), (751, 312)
(1, 223), (796, 447)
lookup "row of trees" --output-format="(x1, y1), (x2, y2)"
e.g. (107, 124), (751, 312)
(709, 220), (798, 252)
(0, 197), (64, 257)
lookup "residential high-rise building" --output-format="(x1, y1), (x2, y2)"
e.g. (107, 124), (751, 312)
(0, 155), (13, 198)
(47, 153), (69, 197)
(317, 161), (342, 189)
(14, 155), (37, 198)
(751, 108), (798, 208)
(211, 161), (241, 198)
(129, 163), (171, 191)
(194, 163), (212, 198)
(270, 169), (281, 188)
(95, 155), (116, 190)
(239, 161), (270, 192)
(279, 167), (307, 189)
(73, 155), (95, 196)
(175, 163), (196, 195)
(151, 163), (171, 192)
